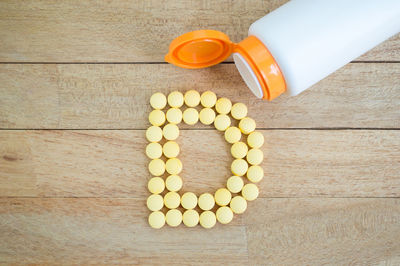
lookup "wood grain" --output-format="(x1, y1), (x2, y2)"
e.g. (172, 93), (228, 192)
(1, 198), (399, 265)
(1, 130), (399, 198)
(1, 63), (399, 129)
(0, 0), (398, 62)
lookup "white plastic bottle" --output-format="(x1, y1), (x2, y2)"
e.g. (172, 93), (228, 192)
(166, 0), (400, 100)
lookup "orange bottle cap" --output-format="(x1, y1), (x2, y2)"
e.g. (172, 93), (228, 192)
(165, 30), (286, 100)
(165, 30), (234, 69)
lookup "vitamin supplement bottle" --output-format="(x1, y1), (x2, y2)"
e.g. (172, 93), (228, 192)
(165, 0), (400, 101)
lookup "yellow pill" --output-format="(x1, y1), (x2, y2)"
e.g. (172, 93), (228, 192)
(242, 183), (259, 201)
(200, 211), (217, 229)
(165, 158), (182, 175)
(150, 92), (167, 109)
(166, 108), (183, 124)
(149, 109), (166, 127)
(165, 209), (182, 227)
(183, 209), (199, 227)
(224, 126), (242, 144)
(148, 211), (165, 229)
(246, 148), (263, 165)
(200, 91), (217, 108)
(147, 177), (165, 194)
(163, 123), (179, 141)
(247, 165), (264, 183)
(183, 108), (199, 125)
(168, 91), (184, 108)
(181, 192), (198, 210)
(231, 142), (248, 159)
(231, 103), (248, 120)
(148, 159), (165, 176)
(146, 126), (163, 142)
(239, 117), (256, 134)
(163, 141), (180, 158)
(231, 159), (248, 176)
(198, 193), (215, 211)
(214, 188), (232, 206)
(226, 176), (244, 193)
(147, 194), (164, 211)
(215, 97), (232, 114)
(184, 90), (201, 107)
(216, 206), (233, 224)
(199, 108), (216, 125)
(247, 131), (264, 148)
(164, 191), (181, 209)
(230, 196), (247, 214)
(214, 114), (231, 131)
(165, 175), (183, 192)
(146, 142), (162, 159)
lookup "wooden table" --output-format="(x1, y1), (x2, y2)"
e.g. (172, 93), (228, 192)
(1, 1), (399, 265)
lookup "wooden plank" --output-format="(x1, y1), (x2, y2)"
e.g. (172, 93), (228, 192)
(0, 63), (399, 129)
(245, 198), (400, 265)
(1, 198), (399, 264)
(1, 130), (399, 198)
(0, 0), (398, 62)
(0, 198), (248, 265)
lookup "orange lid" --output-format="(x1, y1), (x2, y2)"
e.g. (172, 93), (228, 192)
(165, 30), (286, 100)
(165, 30), (234, 69)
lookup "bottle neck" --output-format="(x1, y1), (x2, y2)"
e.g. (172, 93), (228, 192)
(234, 36), (286, 101)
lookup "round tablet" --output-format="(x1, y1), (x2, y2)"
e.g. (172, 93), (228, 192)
(224, 127), (241, 144)
(164, 191), (181, 209)
(231, 142), (248, 159)
(184, 90), (201, 107)
(163, 123), (179, 141)
(147, 177), (165, 194)
(231, 103), (248, 120)
(182, 209), (199, 227)
(215, 98), (232, 114)
(165, 175), (183, 192)
(148, 211), (165, 229)
(242, 183), (259, 201)
(214, 188), (232, 206)
(231, 159), (248, 176)
(247, 165), (264, 183)
(200, 211), (217, 229)
(165, 209), (182, 227)
(214, 114), (231, 131)
(165, 158), (182, 175)
(146, 126), (163, 142)
(146, 142), (162, 159)
(216, 206), (233, 224)
(239, 117), (256, 134)
(163, 141), (180, 158)
(198, 193), (215, 211)
(181, 192), (198, 210)
(168, 91), (184, 108)
(200, 91), (217, 108)
(166, 108), (183, 124)
(230, 196), (247, 214)
(226, 176), (244, 193)
(147, 194), (164, 211)
(183, 108), (199, 125)
(149, 109), (166, 127)
(246, 148), (263, 165)
(150, 92), (167, 109)
(199, 108), (216, 125)
(148, 159), (165, 176)
(247, 131), (264, 148)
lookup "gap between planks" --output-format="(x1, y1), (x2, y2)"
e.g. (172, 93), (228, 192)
(1, 128), (400, 131)
(1, 61), (400, 64)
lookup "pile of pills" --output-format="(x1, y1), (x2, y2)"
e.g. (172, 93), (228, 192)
(146, 90), (264, 229)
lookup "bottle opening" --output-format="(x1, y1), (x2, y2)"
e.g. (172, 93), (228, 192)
(233, 53), (263, 99)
